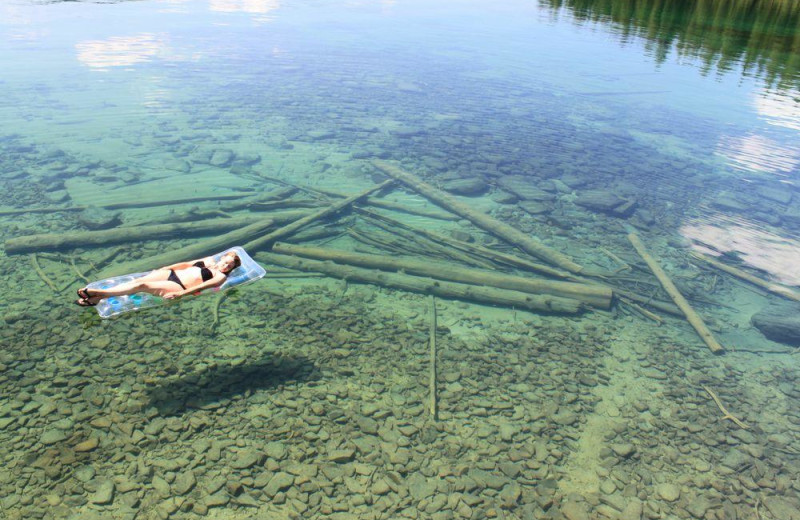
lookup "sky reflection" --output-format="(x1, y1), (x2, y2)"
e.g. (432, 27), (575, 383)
(683, 217), (800, 286)
(75, 33), (168, 68)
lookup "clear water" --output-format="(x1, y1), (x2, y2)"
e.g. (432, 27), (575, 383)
(1, 0), (800, 518)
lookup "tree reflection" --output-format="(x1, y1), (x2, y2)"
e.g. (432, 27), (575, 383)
(542, 0), (800, 91)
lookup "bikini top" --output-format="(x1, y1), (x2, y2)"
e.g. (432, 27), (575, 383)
(193, 261), (216, 282)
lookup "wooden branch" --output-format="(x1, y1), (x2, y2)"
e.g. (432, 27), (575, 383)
(628, 233), (725, 354)
(357, 208), (576, 280)
(429, 295), (438, 422)
(31, 254), (59, 293)
(361, 213), (497, 269)
(256, 252), (585, 314)
(242, 180), (394, 252)
(273, 242), (612, 309)
(372, 160), (584, 273)
(691, 251), (800, 303)
(703, 385), (748, 429)
(619, 296), (663, 324)
(312, 187), (459, 221)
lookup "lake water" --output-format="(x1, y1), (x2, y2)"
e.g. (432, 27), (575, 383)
(1, 0), (799, 519)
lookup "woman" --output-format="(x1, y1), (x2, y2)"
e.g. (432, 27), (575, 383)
(76, 251), (241, 306)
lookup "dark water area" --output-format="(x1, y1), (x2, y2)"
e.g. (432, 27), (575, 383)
(1, 0), (800, 519)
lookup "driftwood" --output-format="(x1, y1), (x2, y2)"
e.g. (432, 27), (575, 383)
(31, 254), (59, 293)
(372, 160), (584, 273)
(628, 233), (724, 354)
(357, 208), (575, 280)
(272, 242), (612, 309)
(691, 251), (800, 303)
(5, 215), (291, 255)
(312, 187), (459, 221)
(255, 252), (585, 314)
(96, 217), (283, 279)
(0, 193), (252, 217)
(243, 180), (394, 252)
(359, 214), (497, 270)
(429, 295), (438, 422)
(703, 385), (748, 429)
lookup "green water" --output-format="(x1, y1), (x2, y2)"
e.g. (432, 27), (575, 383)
(1, 0), (800, 519)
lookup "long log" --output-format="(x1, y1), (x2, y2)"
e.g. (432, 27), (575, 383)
(272, 242), (612, 309)
(357, 208), (574, 279)
(372, 160), (583, 273)
(690, 251), (800, 303)
(0, 193), (253, 217)
(95, 217), (283, 279)
(242, 180), (394, 252)
(4, 214), (300, 255)
(255, 252), (584, 314)
(627, 233), (724, 354)
(309, 187), (459, 221)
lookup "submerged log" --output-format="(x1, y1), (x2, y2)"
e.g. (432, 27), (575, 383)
(243, 180), (394, 252)
(0, 193), (252, 217)
(255, 252), (584, 314)
(272, 242), (612, 309)
(628, 233), (724, 354)
(95, 213), (305, 279)
(5, 215), (280, 255)
(690, 251), (800, 303)
(311, 187), (459, 221)
(372, 160), (584, 273)
(357, 208), (575, 279)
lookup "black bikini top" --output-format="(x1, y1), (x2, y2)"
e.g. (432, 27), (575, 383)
(193, 261), (214, 282)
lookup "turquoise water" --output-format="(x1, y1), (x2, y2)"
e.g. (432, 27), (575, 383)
(2, 0), (800, 519)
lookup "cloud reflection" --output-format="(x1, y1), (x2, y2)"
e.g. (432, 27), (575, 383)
(716, 133), (800, 176)
(754, 88), (800, 132)
(682, 216), (800, 286)
(75, 34), (167, 69)
(209, 0), (279, 15)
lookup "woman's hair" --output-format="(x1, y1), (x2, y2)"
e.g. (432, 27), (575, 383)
(221, 252), (241, 274)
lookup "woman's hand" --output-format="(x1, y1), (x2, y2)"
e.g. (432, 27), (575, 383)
(164, 292), (182, 300)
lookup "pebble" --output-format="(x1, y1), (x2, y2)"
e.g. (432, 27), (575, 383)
(173, 470), (196, 495)
(264, 472), (294, 497)
(205, 492), (229, 508)
(40, 429), (68, 445)
(231, 449), (263, 469)
(655, 483), (680, 502)
(371, 479), (391, 495)
(74, 437), (99, 452)
(328, 449), (355, 463)
(611, 443), (636, 458)
(560, 500), (590, 520)
(265, 442), (287, 460)
(90, 480), (115, 505)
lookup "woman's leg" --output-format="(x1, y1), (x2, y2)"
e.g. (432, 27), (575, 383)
(82, 279), (182, 302)
(80, 270), (172, 298)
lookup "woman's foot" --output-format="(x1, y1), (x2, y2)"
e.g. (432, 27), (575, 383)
(77, 287), (93, 300)
(75, 298), (97, 307)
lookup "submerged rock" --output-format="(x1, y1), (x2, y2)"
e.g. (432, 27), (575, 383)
(518, 201), (551, 215)
(78, 207), (121, 230)
(209, 149), (235, 167)
(497, 176), (556, 201)
(442, 178), (488, 196)
(575, 190), (636, 217)
(90, 480), (115, 505)
(752, 303), (800, 346)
